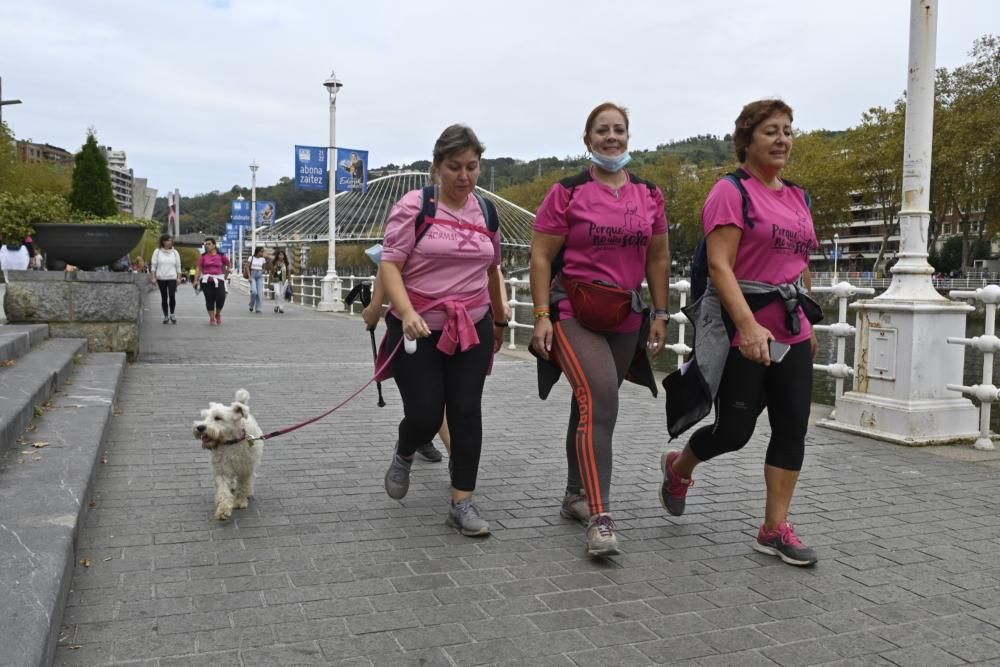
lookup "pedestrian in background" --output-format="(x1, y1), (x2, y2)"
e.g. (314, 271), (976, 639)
(151, 234), (183, 324)
(196, 238), (231, 325)
(247, 246), (266, 313)
(269, 249), (291, 314)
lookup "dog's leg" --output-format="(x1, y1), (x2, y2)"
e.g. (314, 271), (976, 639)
(234, 474), (250, 509)
(214, 474), (235, 520)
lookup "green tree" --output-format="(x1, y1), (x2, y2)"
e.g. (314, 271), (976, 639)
(784, 130), (855, 245)
(0, 123), (72, 197)
(69, 129), (118, 217)
(844, 104), (905, 273)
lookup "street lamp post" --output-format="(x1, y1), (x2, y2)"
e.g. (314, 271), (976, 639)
(833, 233), (840, 279)
(0, 77), (22, 126)
(317, 68), (345, 312)
(249, 161), (259, 261)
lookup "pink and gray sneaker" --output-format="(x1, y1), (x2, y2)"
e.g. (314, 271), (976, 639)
(753, 521), (817, 567)
(659, 451), (693, 516)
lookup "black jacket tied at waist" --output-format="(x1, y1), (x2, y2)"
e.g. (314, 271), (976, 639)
(664, 277), (823, 439)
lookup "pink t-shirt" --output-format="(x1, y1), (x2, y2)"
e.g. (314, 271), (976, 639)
(534, 171), (668, 332)
(198, 252), (230, 275)
(382, 189), (501, 330)
(702, 175), (817, 345)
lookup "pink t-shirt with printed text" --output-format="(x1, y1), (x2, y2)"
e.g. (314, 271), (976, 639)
(534, 171), (668, 333)
(382, 189), (501, 331)
(702, 175), (817, 346)
(198, 252), (230, 275)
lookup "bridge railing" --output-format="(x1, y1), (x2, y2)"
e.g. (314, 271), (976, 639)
(947, 285), (1000, 451)
(810, 282), (875, 400)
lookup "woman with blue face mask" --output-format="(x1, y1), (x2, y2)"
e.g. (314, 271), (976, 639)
(529, 102), (671, 557)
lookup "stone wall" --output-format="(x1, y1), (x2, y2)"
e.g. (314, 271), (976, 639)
(3, 270), (145, 359)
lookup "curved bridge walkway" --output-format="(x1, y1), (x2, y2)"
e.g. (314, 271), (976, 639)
(56, 288), (1000, 667)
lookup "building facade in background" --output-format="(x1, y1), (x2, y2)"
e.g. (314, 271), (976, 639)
(16, 140), (73, 166)
(100, 146), (133, 215)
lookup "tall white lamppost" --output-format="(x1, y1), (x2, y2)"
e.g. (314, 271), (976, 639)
(833, 233), (840, 279)
(317, 68), (345, 312)
(235, 193), (246, 270)
(249, 161), (259, 261)
(822, 0), (978, 445)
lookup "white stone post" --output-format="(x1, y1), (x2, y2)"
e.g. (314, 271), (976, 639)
(822, 0), (979, 445)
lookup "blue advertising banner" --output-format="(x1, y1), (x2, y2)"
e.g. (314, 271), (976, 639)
(255, 201), (277, 226)
(295, 145), (328, 191)
(335, 148), (368, 194)
(225, 223), (235, 236)
(231, 200), (251, 227)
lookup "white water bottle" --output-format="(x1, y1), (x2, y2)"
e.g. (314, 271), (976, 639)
(404, 336), (417, 354)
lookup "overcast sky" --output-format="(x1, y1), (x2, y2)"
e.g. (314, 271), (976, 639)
(2, 0), (996, 197)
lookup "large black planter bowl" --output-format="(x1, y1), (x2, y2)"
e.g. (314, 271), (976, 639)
(33, 223), (146, 271)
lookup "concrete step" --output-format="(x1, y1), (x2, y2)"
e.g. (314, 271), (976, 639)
(0, 323), (49, 364)
(0, 337), (87, 459)
(0, 352), (126, 667)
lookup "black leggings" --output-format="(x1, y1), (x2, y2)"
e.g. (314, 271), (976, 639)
(689, 339), (812, 471)
(387, 313), (494, 492)
(157, 279), (177, 316)
(201, 280), (227, 313)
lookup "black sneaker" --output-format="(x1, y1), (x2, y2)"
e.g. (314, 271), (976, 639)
(162, 316), (169, 324)
(415, 442), (442, 462)
(753, 522), (818, 567)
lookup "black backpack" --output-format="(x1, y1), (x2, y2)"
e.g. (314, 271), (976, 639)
(689, 168), (811, 301)
(414, 185), (500, 242)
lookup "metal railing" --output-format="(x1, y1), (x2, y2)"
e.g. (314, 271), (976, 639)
(947, 285), (1000, 451)
(811, 282), (875, 400)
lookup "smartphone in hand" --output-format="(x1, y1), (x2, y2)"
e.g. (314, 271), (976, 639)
(768, 340), (791, 364)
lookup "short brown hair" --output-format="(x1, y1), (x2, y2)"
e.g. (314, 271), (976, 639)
(432, 125), (485, 165)
(158, 234), (173, 247)
(733, 99), (794, 162)
(583, 102), (630, 148)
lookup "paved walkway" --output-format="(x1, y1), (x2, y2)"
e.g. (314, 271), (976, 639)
(55, 285), (1000, 666)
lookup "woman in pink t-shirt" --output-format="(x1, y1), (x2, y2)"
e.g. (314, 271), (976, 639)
(530, 102), (670, 558)
(379, 125), (507, 537)
(660, 99), (819, 567)
(195, 238), (232, 325)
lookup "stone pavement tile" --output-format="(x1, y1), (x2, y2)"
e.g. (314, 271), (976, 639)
(301, 596), (375, 620)
(812, 658), (895, 667)
(241, 640), (327, 666)
(813, 630), (897, 658)
(696, 605), (771, 630)
(481, 595), (549, 617)
(758, 638), (841, 667)
(191, 590), (265, 613)
(370, 647), (453, 667)
(859, 601), (938, 625)
(634, 636), (717, 663)
(878, 644), (967, 667)
(584, 620), (659, 647)
(494, 577), (560, 597)
(566, 644), (654, 666)
(463, 614), (539, 641)
(444, 638), (527, 665)
(71, 618), (157, 645)
(873, 621), (950, 648)
(433, 584), (500, 605)
(61, 603), (117, 625)
(695, 626), (776, 653)
(756, 618), (833, 644)
(392, 622), (470, 650)
(528, 608), (602, 633)
(756, 598), (826, 620)
(415, 602), (486, 626)
(160, 650), (242, 667)
(694, 649), (781, 666)
(939, 634), (1000, 662)
(113, 632), (197, 661)
(347, 609), (420, 635)
(195, 625), (278, 651)
(813, 608), (886, 634)
(588, 600), (662, 623)
(53, 643), (112, 667)
(538, 589), (606, 611)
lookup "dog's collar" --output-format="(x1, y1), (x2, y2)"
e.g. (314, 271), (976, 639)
(222, 430), (253, 446)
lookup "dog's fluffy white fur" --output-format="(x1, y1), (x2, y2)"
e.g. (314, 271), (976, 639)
(192, 388), (263, 520)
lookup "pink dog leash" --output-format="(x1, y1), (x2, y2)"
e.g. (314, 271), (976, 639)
(226, 338), (405, 446)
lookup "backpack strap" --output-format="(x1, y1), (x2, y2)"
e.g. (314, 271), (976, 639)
(560, 170), (593, 204)
(414, 184), (439, 243)
(472, 193), (500, 233)
(723, 169), (755, 230)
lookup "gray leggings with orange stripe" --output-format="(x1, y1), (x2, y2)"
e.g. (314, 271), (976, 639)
(552, 318), (640, 516)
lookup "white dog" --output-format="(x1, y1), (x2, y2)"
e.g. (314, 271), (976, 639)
(192, 389), (263, 520)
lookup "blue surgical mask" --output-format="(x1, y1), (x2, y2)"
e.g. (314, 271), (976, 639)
(590, 150), (632, 173)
